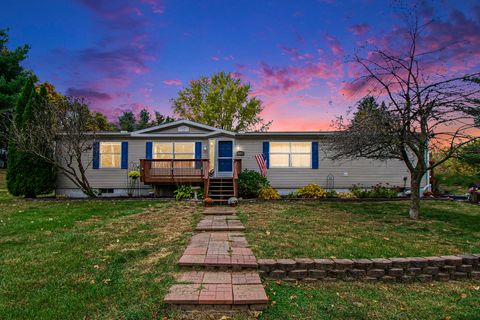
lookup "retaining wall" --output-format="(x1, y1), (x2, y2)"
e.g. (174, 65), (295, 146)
(258, 255), (480, 283)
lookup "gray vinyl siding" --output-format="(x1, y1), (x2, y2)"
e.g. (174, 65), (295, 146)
(235, 137), (418, 189)
(55, 137), (209, 195)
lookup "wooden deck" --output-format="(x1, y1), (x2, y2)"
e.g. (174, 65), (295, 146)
(140, 159), (210, 184)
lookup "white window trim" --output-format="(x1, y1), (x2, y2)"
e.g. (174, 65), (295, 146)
(270, 142), (311, 168)
(152, 142), (195, 159)
(99, 141), (122, 169)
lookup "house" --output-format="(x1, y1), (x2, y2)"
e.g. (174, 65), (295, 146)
(55, 119), (427, 199)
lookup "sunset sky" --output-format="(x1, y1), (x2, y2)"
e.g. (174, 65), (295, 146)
(2, 0), (479, 130)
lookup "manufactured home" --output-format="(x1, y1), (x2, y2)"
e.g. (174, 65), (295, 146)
(56, 119), (427, 199)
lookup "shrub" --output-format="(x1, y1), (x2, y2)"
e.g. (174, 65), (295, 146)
(297, 184), (327, 199)
(286, 191), (299, 199)
(174, 185), (194, 200)
(258, 186), (281, 200)
(325, 190), (338, 198)
(238, 169), (270, 198)
(338, 191), (357, 199)
(350, 183), (398, 198)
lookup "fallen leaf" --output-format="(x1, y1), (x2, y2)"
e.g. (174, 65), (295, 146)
(383, 237), (390, 241)
(289, 295), (297, 300)
(265, 231), (270, 235)
(460, 293), (467, 299)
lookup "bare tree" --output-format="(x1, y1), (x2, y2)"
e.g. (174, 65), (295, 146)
(330, 15), (480, 219)
(11, 97), (98, 197)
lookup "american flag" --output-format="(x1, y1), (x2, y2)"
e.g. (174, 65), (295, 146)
(255, 154), (267, 177)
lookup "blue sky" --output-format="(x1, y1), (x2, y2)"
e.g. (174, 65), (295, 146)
(2, 0), (479, 129)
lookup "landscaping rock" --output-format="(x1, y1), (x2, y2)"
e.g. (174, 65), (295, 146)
(409, 257), (428, 268)
(423, 266), (439, 275)
(366, 269), (385, 278)
(426, 256), (445, 267)
(328, 269), (346, 278)
(389, 257), (410, 268)
(371, 258), (392, 269)
(456, 265), (473, 273)
(440, 265), (456, 274)
(270, 269), (285, 279)
(461, 255), (479, 266)
(295, 258), (315, 269)
(453, 272), (468, 280)
(417, 274), (432, 282)
(353, 259), (373, 270)
(277, 259), (296, 271)
(387, 268), (404, 277)
(348, 269), (367, 278)
(407, 267), (421, 276)
(333, 259), (354, 270)
(380, 276), (396, 283)
(471, 271), (480, 280)
(398, 275), (414, 283)
(441, 256), (463, 266)
(434, 273), (451, 281)
(289, 269), (308, 279)
(257, 259), (276, 272)
(308, 269), (326, 279)
(314, 259), (334, 270)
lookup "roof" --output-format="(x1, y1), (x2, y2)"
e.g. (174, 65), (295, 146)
(94, 119), (338, 138)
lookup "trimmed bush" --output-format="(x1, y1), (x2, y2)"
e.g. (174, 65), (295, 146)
(297, 184), (327, 199)
(238, 169), (270, 198)
(258, 186), (281, 200)
(338, 191), (357, 199)
(351, 183), (398, 198)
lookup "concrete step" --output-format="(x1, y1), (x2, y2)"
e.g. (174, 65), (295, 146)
(195, 215), (245, 231)
(203, 207), (236, 215)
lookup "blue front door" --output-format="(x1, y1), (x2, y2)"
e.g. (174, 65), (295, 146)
(218, 141), (233, 173)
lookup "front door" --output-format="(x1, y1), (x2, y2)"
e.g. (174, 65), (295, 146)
(217, 140), (233, 177)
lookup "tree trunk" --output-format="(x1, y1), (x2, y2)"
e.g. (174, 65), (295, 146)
(409, 174), (421, 220)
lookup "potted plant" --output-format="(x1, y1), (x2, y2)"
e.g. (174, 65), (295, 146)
(204, 197), (213, 207)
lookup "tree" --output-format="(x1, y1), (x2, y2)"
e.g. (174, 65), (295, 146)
(456, 141), (480, 171)
(330, 15), (479, 219)
(154, 111), (175, 125)
(0, 28), (33, 149)
(10, 96), (99, 197)
(137, 108), (150, 130)
(172, 72), (270, 131)
(118, 111), (136, 132)
(7, 79), (56, 197)
(87, 111), (116, 132)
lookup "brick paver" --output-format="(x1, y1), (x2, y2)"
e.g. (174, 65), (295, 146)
(196, 215), (245, 231)
(178, 232), (258, 268)
(165, 206), (268, 311)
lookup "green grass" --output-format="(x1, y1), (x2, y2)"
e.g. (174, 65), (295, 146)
(238, 200), (480, 259)
(1, 169), (479, 320)
(0, 191), (202, 319)
(262, 280), (480, 320)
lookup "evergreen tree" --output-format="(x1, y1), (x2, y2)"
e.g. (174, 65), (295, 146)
(137, 108), (150, 129)
(7, 79), (56, 197)
(118, 111), (136, 131)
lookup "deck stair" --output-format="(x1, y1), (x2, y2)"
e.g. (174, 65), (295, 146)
(207, 178), (236, 204)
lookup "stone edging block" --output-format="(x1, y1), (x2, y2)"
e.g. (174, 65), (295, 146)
(257, 254), (480, 283)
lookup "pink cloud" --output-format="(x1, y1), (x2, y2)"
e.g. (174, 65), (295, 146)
(348, 23), (370, 36)
(326, 36), (344, 56)
(66, 87), (112, 102)
(163, 79), (182, 85)
(280, 46), (313, 61)
(210, 56), (221, 61)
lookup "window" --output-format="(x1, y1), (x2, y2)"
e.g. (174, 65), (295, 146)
(152, 142), (195, 159)
(100, 142), (121, 168)
(270, 142), (311, 168)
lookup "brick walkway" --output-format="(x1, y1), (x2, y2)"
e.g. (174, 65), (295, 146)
(164, 206), (268, 313)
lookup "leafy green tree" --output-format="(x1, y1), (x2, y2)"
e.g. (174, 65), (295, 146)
(118, 111), (136, 131)
(457, 141), (480, 171)
(88, 111), (116, 131)
(137, 108), (150, 130)
(172, 72), (270, 131)
(154, 111), (175, 125)
(0, 29), (33, 149)
(7, 78), (56, 197)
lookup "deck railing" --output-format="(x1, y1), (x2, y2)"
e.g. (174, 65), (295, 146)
(140, 159), (210, 183)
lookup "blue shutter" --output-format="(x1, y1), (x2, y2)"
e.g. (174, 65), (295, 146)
(146, 142), (152, 159)
(121, 141), (128, 169)
(262, 141), (270, 169)
(195, 142), (202, 169)
(312, 141), (319, 169)
(92, 142), (100, 169)
(195, 142), (202, 159)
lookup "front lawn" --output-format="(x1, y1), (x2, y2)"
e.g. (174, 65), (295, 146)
(238, 200), (480, 259)
(0, 194), (201, 319)
(262, 280), (480, 320)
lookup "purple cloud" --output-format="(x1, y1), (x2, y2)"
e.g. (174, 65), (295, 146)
(349, 24), (370, 36)
(66, 87), (113, 102)
(163, 79), (182, 85)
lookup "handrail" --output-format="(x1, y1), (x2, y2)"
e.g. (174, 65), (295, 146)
(233, 159), (242, 197)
